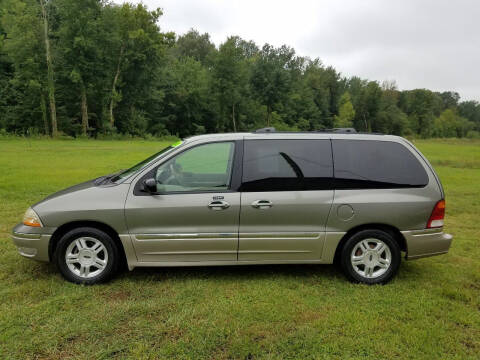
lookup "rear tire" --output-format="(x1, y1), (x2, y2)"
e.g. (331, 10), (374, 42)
(55, 227), (119, 285)
(340, 229), (401, 285)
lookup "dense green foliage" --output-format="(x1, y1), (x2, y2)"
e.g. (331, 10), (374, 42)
(1, 0), (480, 138)
(1, 138), (479, 358)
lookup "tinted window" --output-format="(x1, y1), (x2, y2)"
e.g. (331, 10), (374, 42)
(154, 142), (235, 193)
(241, 140), (333, 192)
(332, 140), (428, 189)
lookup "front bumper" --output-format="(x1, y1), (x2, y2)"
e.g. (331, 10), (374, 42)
(402, 228), (453, 260)
(11, 223), (55, 262)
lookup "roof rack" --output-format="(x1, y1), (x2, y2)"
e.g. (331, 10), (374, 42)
(317, 128), (357, 133)
(254, 127), (276, 133)
(254, 127), (359, 134)
(250, 127), (386, 135)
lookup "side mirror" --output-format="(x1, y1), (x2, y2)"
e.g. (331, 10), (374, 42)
(143, 178), (157, 193)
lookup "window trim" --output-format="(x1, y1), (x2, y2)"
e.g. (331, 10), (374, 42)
(133, 140), (244, 196)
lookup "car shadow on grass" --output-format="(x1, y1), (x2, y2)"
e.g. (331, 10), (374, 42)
(30, 257), (426, 285)
(115, 259), (432, 286)
(121, 263), (343, 283)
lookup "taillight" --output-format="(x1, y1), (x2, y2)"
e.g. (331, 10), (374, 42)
(427, 199), (445, 228)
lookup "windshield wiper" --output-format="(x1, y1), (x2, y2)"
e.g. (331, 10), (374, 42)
(95, 170), (125, 185)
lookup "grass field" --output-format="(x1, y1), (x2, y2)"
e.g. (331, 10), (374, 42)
(0, 138), (479, 359)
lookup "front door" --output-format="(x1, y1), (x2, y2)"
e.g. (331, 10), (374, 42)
(238, 139), (334, 261)
(125, 141), (240, 263)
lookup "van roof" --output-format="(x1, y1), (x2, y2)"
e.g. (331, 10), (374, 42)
(183, 130), (402, 144)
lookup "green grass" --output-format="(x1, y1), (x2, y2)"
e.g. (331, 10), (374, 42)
(0, 138), (479, 359)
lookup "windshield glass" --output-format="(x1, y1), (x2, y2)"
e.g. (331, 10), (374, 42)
(111, 146), (175, 182)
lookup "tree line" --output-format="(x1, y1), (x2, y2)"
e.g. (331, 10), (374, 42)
(1, 0), (480, 139)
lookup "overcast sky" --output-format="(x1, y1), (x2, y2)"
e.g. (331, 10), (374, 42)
(126, 0), (480, 101)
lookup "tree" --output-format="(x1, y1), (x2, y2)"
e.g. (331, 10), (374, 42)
(251, 44), (296, 126)
(39, 0), (57, 136)
(398, 89), (440, 137)
(0, 14), (13, 131)
(159, 57), (213, 137)
(350, 80), (382, 132)
(334, 92), (355, 128)
(213, 36), (251, 132)
(55, 0), (104, 136)
(433, 109), (472, 138)
(0, 0), (57, 135)
(302, 60), (338, 129)
(109, 5), (174, 135)
(0, 1), (475, 139)
(458, 100), (480, 131)
(376, 105), (408, 135)
(172, 29), (216, 66)
(374, 81), (408, 135)
(101, 4), (173, 129)
(439, 91), (460, 110)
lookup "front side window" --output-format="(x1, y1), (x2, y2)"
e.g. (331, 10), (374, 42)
(332, 140), (429, 189)
(154, 142), (235, 193)
(241, 139), (333, 192)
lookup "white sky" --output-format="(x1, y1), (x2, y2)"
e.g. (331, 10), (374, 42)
(123, 0), (480, 101)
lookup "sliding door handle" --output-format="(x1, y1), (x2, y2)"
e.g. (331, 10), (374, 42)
(251, 200), (273, 209)
(208, 200), (230, 210)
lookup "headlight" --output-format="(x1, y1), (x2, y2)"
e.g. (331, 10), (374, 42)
(23, 207), (43, 227)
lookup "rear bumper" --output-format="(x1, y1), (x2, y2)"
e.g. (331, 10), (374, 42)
(402, 229), (452, 260)
(11, 223), (54, 262)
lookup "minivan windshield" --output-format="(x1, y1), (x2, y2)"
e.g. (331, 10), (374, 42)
(111, 146), (175, 183)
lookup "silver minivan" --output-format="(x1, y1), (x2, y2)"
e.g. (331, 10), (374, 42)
(12, 129), (452, 285)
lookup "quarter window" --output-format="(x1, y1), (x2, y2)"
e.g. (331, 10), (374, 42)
(154, 142), (235, 193)
(332, 140), (429, 189)
(241, 139), (333, 192)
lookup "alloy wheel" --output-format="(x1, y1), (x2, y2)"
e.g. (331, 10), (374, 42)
(65, 237), (109, 278)
(350, 238), (392, 279)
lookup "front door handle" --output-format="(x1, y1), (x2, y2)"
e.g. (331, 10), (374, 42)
(208, 200), (230, 210)
(251, 200), (273, 209)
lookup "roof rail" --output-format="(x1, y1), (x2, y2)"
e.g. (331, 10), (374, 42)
(254, 127), (276, 133)
(251, 127), (379, 135)
(317, 128), (357, 133)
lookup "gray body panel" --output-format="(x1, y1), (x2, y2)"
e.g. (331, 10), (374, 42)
(327, 187), (439, 232)
(402, 229), (452, 259)
(238, 190), (333, 261)
(33, 181), (130, 234)
(11, 223), (51, 261)
(11, 132), (452, 270)
(125, 192), (240, 262)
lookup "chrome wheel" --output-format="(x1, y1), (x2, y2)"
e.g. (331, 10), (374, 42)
(350, 238), (392, 279)
(65, 237), (108, 279)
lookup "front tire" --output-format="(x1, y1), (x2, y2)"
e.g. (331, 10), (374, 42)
(55, 227), (119, 285)
(340, 229), (401, 285)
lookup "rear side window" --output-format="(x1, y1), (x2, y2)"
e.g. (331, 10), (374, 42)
(332, 140), (428, 189)
(241, 139), (333, 191)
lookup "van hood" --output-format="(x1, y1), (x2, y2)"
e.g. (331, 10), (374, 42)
(33, 172), (121, 207)
(30, 173), (131, 231)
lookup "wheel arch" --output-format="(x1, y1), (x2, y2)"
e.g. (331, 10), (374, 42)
(333, 223), (407, 264)
(49, 220), (127, 267)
